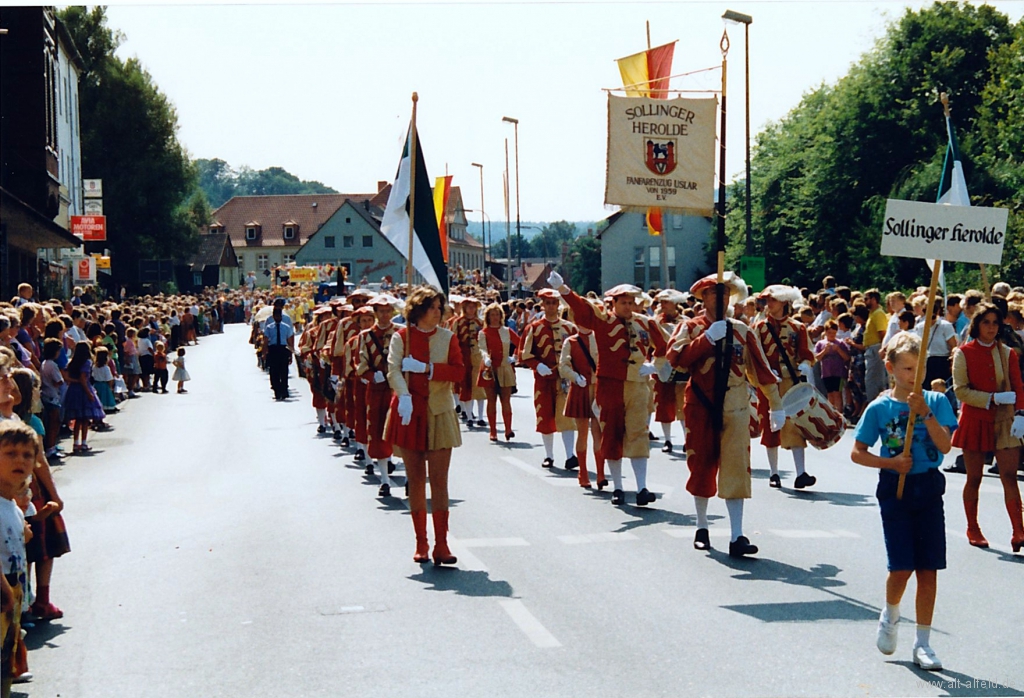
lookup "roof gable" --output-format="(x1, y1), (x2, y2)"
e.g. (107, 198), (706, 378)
(213, 193), (375, 248)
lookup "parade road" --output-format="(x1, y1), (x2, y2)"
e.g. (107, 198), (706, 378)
(24, 325), (1023, 698)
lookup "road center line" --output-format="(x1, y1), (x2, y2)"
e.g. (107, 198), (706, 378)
(498, 599), (562, 648)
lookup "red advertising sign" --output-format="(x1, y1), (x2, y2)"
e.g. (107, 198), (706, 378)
(71, 215), (107, 242)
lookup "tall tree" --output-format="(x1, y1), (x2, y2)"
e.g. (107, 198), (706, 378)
(59, 6), (202, 287)
(564, 235), (601, 295)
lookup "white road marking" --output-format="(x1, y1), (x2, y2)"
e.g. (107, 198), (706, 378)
(498, 599), (562, 648)
(447, 537), (489, 572)
(770, 529), (862, 539)
(501, 455), (583, 486)
(557, 532), (639, 545)
(459, 537), (530, 548)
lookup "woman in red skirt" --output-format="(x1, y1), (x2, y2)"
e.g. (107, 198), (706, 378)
(386, 287), (464, 565)
(558, 323), (605, 489)
(477, 303), (519, 442)
(951, 302), (1024, 551)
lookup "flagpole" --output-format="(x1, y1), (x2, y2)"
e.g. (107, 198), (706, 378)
(711, 29), (730, 456)
(407, 92), (419, 289)
(647, 21), (670, 289)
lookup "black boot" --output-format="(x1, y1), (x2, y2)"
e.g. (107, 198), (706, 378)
(728, 535), (758, 558)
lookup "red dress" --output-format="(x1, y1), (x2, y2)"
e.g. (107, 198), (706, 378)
(951, 339), (1024, 451)
(477, 326), (520, 389)
(561, 333), (598, 419)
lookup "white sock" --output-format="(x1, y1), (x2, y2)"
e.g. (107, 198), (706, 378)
(694, 496), (709, 529)
(316, 408), (326, 427)
(630, 457), (648, 491)
(461, 401), (470, 417)
(560, 431), (575, 460)
(377, 459), (390, 486)
(915, 625), (930, 647)
(609, 459), (624, 491)
(725, 498), (744, 542)
(661, 422), (672, 442)
(476, 400), (486, 420)
(793, 447), (806, 477)
(678, 417), (686, 444)
(542, 433), (554, 459)
(767, 446), (779, 477)
(884, 603), (900, 623)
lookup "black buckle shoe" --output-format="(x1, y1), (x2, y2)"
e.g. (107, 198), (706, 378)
(794, 472), (816, 489)
(729, 535), (758, 558)
(611, 489), (625, 505)
(354, 449), (366, 462)
(769, 474), (781, 488)
(564, 455), (579, 471)
(378, 483), (391, 498)
(636, 488), (656, 506)
(333, 430), (342, 441)
(340, 436), (350, 448)
(476, 419), (487, 428)
(694, 528), (711, 550)
(662, 441), (673, 453)
(364, 463), (374, 476)
(541, 457), (554, 468)
(317, 425), (326, 434)
(597, 479), (609, 491)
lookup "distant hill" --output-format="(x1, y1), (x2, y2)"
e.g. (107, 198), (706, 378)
(196, 158), (338, 209)
(466, 221), (598, 241)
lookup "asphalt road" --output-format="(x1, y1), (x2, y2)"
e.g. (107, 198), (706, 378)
(19, 324), (1024, 698)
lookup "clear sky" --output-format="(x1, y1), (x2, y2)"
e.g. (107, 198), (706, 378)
(106, 0), (1023, 223)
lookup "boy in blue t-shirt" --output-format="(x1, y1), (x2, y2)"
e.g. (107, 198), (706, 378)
(852, 331), (956, 672)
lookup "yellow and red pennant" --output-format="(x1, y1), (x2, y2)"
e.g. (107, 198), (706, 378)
(433, 175), (452, 263)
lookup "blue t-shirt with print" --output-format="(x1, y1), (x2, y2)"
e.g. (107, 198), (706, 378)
(853, 390), (957, 475)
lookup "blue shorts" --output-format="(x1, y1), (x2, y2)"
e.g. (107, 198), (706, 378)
(876, 468), (946, 572)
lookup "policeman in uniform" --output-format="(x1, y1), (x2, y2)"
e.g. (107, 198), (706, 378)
(264, 298), (295, 400)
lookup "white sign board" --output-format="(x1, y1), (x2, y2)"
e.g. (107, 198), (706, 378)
(881, 199), (1009, 265)
(605, 94), (717, 216)
(72, 256), (96, 284)
(84, 199), (103, 215)
(83, 179), (103, 198)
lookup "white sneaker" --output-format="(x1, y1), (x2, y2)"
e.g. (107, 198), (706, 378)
(876, 610), (898, 655)
(913, 644), (942, 671)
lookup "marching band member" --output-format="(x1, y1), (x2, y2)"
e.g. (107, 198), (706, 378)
(346, 308), (375, 463)
(549, 272), (669, 507)
(308, 306), (336, 435)
(386, 286), (464, 565)
(558, 319), (605, 489)
(358, 295), (401, 497)
(518, 288), (578, 470)
(331, 290), (373, 443)
(668, 273), (783, 556)
(477, 303), (519, 442)
(753, 285), (818, 490)
(951, 302), (1024, 552)
(652, 289), (689, 453)
(452, 296), (486, 426)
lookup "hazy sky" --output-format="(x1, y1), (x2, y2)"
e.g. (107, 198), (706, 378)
(106, 1), (1023, 222)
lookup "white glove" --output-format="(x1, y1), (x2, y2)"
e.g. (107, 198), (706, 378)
(798, 361), (813, 381)
(483, 356), (492, 368)
(993, 391), (1016, 406)
(402, 356), (428, 373)
(769, 409), (787, 432)
(373, 370), (386, 384)
(397, 394), (413, 425)
(507, 356), (516, 364)
(656, 362), (674, 383)
(638, 362), (657, 377)
(574, 373), (587, 388)
(547, 271), (565, 291)
(536, 363), (553, 377)
(705, 320), (728, 343)
(1012, 415), (1024, 439)
(591, 401), (601, 419)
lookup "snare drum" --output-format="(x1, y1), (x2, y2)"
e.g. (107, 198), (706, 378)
(781, 382), (844, 450)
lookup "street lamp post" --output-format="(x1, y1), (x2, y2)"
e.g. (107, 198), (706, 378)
(463, 208), (492, 286)
(502, 116), (521, 270)
(723, 9), (753, 256)
(471, 162), (486, 276)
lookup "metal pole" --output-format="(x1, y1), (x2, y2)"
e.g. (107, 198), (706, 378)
(744, 21), (752, 256)
(406, 92), (418, 288)
(472, 162), (486, 282)
(504, 139), (512, 300)
(513, 122), (521, 270)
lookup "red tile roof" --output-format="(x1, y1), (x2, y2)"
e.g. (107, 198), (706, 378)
(213, 193), (375, 248)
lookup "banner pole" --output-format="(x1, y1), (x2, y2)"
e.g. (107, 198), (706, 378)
(896, 258), (942, 500)
(711, 29), (729, 454)
(407, 92), (418, 289)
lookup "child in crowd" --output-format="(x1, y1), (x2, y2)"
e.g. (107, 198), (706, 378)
(122, 327), (141, 398)
(39, 339), (63, 461)
(851, 331), (956, 671)
(63, 342), (106, 454)
(92, 347), (117, 413)
(172, 347), (190, 394)
(1, 421), (40, 698)
(152, 342), (169, 394)
(814, 319), (850, 414)
(11, 370), (45, 438)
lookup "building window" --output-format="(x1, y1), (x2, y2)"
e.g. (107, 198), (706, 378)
(246, 227), (257, 240)
(362, 235), (373, 248)
(284, 254), (295, 264)
(343, 236), (355, 248)
(324, 236), (335, 249)
(673, 214), (685, 229)
(284, 226), (295, 240)
(257, 254), (269, 271)
(346, 217), (352, 224)
(634, 247), (645, 287)
(667, 246), (677, 284)
(649, 246), (661, 285)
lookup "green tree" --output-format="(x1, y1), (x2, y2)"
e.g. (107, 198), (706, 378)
(59, 6), (200, 287)
(195, 158), (236, 209)
(564, 235), (601, 295)
(535, 220), (577, 259)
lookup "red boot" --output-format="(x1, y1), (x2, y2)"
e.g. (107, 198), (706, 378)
(965, 498), (989, 549)
(1006, 494), (1024, 553)
(577, 450), (592, 488)
(595, 449), (608, 490)
(411, 510), (430, 563)
(431, 510), (457, 566)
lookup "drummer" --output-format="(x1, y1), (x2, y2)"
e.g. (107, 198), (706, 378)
(753, 285), (818, 490)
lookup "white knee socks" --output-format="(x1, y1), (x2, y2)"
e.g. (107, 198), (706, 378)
(316, 408), (326, 428)
(694, 496), (709, 529)
(725, 498), (744, 542)
(561, 431), (575, 459)
(630, 457), (648, 491)
(461, 401), (472, 418)
(793, 447), (806, 477)
(476, 400), (486, 421)
(608, 459), (624, 491)
(542, 433), (555, 459)
(678, 417), (686, 444)
(377, 458), (390, 486)
(767, 446), (779, 477)
(661, 422), (673, 442)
